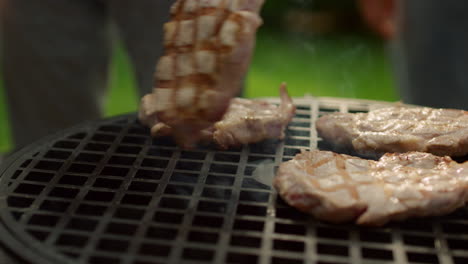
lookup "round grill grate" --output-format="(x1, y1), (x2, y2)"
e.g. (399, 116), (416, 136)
(1, 97), (468, 264)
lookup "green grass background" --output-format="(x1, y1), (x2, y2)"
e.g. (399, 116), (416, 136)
(247, 30), (395, 99)
(0, 31), (397, 154)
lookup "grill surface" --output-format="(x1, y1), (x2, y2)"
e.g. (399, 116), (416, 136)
(1, 97), (468, 264)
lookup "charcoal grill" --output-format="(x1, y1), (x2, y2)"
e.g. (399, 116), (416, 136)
(1, 96), (468, 264)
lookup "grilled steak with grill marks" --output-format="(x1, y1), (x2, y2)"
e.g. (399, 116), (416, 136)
(316, 106), (468, 157)
(142, 83), (295, 149)
(274, 150), (468, 226)
(139, 0), (266, 148)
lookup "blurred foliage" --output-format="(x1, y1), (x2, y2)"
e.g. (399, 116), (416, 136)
(246, 30), (396, 100)
(246, 0), (395, 99)
(262, 0), (357, 14)
(105, 43), (139, 117)
(0, 71), (11, 153)
(261, 0), (363, 31)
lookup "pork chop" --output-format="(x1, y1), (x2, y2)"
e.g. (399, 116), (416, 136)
(140, 0), (266, 148)
(143, 83), (295, 149)
(274, 150), (468, 226)
(316, 106), (468, 157)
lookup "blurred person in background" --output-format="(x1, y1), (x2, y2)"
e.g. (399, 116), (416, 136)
(359, 0), (468, 110)
(0, 0), (174, 150)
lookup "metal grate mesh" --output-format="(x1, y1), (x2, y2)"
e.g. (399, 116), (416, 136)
(1, 97), (468, 264)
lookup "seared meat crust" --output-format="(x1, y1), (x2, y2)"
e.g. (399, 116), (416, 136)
(274, 150), (468, 226)
(143, 83), (295, 149)
(139, 0), (266, 148)
(316, 106), (468, 157)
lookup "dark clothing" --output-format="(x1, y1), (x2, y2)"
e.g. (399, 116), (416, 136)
(1, 0), (174, 148)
